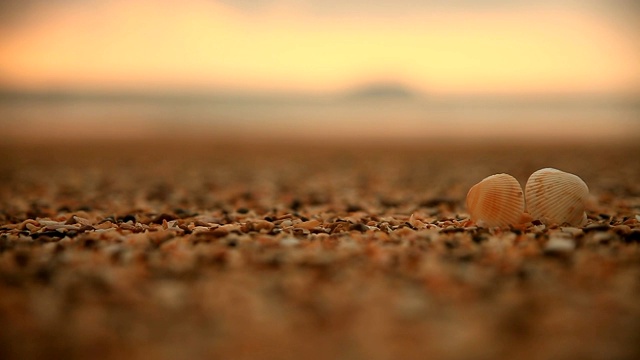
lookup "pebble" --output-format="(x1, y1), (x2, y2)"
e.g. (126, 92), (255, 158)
(44, 223), (79, 231)
(545, 237), (575, 252)
(592, 232), (613, 243)
(560, 227), (583, 236)
(73, 216), (93, 226)
(95, 221), (114, 230)
(18, 219), (40, 230)
(280, 237), (300, 247)
(612, 225), (631, 236)
(294, 220), (321, 230)
(253, 220), (275, 232)
(583, 223), (610, 232)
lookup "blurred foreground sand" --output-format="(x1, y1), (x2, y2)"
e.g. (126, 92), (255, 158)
(1, 139), (639, 360)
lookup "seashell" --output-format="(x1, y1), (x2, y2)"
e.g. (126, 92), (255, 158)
(525, 168), (589, 226)
(466, 173), (525, 227)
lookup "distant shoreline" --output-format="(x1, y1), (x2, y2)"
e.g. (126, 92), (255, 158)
(2, 87), (638, 145)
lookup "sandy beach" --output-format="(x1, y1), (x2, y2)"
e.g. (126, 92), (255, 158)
(1, 138), (639, 360)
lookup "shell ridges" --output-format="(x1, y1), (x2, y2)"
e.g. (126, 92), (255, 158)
(524, 168), (589, 226)
(466, 173), (525, 227)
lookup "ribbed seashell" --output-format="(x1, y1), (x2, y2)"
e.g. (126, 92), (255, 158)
(466, 173), (525, 227)
(525, 168), (589, 226)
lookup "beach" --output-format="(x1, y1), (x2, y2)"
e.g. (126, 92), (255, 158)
(1, 138), (639, 359)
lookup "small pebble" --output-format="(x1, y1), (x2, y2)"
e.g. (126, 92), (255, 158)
(294, 220), (321, 230)
(280, 237), (300, 247)
(583, 223), (610, 232)
(612, 225), (631, 236)
(545, 237), (575, 252)
(560, 227), (583, 236)
(592, 232), (613, 243)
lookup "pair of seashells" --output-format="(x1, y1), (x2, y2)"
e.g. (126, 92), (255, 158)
(466, 168), (589, 228)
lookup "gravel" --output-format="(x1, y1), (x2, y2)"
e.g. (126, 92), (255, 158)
(0, 140), (639, 360)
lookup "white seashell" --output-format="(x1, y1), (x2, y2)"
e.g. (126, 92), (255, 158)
(525, 168), (589, 226)
(466, 173), (525, 227)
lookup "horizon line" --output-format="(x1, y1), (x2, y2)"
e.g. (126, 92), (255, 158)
(1, 86), (639, 104)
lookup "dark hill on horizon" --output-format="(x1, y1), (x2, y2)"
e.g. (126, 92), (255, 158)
(342, 82), (421, 101)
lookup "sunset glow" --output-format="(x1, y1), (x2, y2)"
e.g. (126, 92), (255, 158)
(1, 0), (638, 95)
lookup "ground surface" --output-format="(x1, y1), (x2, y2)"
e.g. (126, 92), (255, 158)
(1, 139), (639, 360)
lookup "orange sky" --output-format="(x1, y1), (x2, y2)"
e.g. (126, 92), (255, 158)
(0, 0), (639, 95)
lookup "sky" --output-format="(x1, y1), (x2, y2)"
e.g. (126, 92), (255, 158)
(1, 0), (639, 95)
